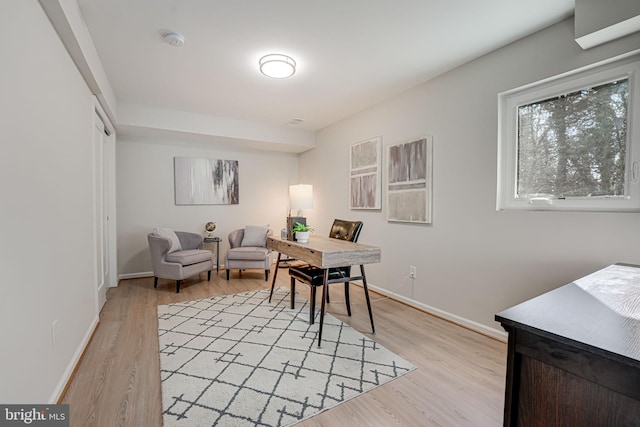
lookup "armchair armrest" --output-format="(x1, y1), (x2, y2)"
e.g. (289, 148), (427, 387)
(148, 234), (181, 278)
(228, 229), (244, 248)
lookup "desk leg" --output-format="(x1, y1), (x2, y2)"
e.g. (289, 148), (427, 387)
(268, 252), (282, 303)
(361, 265), (375, 334)
(318, 269), (329, 347)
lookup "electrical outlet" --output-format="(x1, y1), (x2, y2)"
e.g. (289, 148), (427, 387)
(409, 266), (417, 279)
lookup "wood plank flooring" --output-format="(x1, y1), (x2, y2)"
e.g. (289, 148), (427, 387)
(62, 266), (507, 426)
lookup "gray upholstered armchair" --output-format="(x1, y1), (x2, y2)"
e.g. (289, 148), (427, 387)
(147, 230), (213, 293)
(225, 226), (273, 281)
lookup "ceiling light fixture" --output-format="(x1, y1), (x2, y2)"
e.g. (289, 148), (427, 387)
(259, 54), (296, 79)
(161, 30), (185, 47)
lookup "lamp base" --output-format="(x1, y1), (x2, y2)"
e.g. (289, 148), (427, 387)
(286, 216), (306, 241)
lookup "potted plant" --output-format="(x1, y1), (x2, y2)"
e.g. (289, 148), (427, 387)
(292, 222), (314, 243)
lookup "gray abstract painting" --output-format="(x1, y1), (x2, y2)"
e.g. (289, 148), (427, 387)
(350, 137), (382, 209)
(387, 136), (433, 223)
(174, 157), (239, 205)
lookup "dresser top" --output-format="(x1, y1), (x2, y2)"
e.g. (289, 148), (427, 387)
(496, 263), (640, 364)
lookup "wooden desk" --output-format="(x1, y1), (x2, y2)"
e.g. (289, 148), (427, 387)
(267, 235), (381, 346)
(495, 263), (640, 426)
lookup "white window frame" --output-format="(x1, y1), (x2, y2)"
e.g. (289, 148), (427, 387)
(497, 55), (640, 212)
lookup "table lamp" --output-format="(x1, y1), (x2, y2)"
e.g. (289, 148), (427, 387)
(287, 184), (313, 241)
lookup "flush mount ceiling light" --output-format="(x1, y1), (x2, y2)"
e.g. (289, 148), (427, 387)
(259, 54), (296, 78)
(161, 30), (185, 47)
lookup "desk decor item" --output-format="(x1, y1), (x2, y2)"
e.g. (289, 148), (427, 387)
(386, 135), (433, 223)
(287, 184), (313, 241)
(291, 222), (313, 243)
(204, 221), (217, 237)
(174, 157), (239, 205)
(350, 136), (382, 210)
(158, 288), (415, 427)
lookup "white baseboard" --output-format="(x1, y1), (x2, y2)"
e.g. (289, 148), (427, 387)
(118, 267), (226, 282)
(49, 314), (99, 403)
(117, 272), (507, 340)
(363, 282), (508, 342)
(119, 271), (153, 280)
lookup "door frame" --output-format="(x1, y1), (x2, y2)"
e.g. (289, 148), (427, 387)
(93, 97), (117, 312)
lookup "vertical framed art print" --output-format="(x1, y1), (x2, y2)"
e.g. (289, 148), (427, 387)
(386, 135), (433, 223)
(350, 137), (382, 210)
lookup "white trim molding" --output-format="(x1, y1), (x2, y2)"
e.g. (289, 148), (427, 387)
(361, 282), (508, 342)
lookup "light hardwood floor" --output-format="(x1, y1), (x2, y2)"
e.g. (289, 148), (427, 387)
(62, 266), (507, 426)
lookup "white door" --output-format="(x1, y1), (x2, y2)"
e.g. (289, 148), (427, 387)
(93, 112), (109, 310)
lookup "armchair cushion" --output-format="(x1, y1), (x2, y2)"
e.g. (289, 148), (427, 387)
(153, 227), (182, 253)
(226, 246), (270, 261)
(241, 225), (269, 247)
(166, 249), (213, 266)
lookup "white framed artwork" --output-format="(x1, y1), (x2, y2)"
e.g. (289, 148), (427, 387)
(174, 157), (239, 205)
(350, 136), (382, 210)
(386, 135), (433, 223)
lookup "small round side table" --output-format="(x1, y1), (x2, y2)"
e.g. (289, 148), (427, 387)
(203, 236), (221, 273)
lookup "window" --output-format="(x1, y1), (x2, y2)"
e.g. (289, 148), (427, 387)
(497, 56), (640, 212)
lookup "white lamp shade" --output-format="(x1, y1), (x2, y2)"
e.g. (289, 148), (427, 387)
(289, 184), (313, 210)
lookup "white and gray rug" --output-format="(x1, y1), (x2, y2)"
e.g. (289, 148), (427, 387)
(157, 288), (415, 427)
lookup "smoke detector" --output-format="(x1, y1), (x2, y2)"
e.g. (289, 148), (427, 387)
(285, 118), (304, 127)
(161, 30), (185, 47)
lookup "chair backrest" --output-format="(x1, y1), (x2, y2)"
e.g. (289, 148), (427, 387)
(228, 228), (273, 248)
(329, 219), (363, 243)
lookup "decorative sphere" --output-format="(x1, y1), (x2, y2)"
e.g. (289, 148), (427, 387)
(205, 222), (216, 232)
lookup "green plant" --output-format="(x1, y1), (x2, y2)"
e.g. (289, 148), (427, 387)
(292, 222), (314, 233)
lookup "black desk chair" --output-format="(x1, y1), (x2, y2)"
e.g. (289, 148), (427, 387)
(288, 219), (375, 335)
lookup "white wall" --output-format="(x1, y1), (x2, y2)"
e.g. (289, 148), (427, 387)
(0, 0), (98, 402)
(301, 18), (640, 337)
(116, 137), (300, 275)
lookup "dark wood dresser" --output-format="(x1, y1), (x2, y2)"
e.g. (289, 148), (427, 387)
(495, 263), (640, 426)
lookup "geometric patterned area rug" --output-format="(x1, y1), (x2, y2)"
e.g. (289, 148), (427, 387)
(157, 288), (416, 427)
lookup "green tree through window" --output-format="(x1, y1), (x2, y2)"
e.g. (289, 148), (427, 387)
(517, 79), (628, 198)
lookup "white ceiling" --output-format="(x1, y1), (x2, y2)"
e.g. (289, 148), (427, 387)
(78, 0), (575, 132)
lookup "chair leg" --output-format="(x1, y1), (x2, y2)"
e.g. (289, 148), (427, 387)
(344, 282), (352, 316)
(326, 287), (330, 303)
(176, 280), (182, 293)
(208, 270), (211, 281)
(226, 269), (230, 280)
(265, 269), (269, 281)
(309, 286), (316, 325)
(360, 265), (375, 334)
(154, 277), (158, 288)
(290, 276), (296, 309)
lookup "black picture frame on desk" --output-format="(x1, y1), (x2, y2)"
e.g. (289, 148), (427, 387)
(286, 216), (306, 241)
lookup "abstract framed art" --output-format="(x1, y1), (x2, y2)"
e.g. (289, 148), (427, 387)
(386, 135), (433, 223)
(350, 136), (382, 210)
(174, 157), (239, 205)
